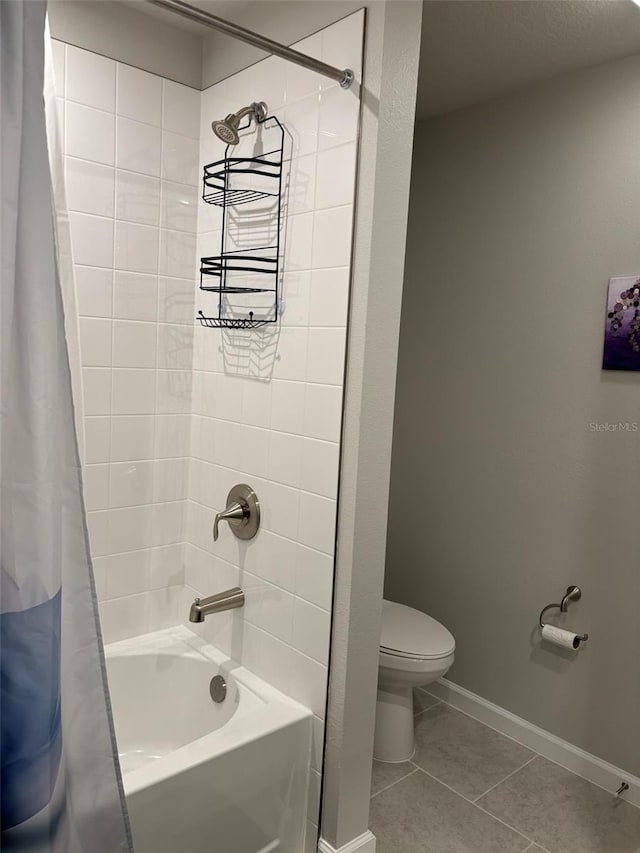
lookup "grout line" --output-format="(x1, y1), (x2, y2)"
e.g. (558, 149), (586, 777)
(412, 700), (441, 719)
(411, 766), (537, 849)
(370, 767), (418, 800)
(472, 755), (538, 803)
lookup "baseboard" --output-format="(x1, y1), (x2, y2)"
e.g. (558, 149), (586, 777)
(429, 678), (640, 808)
(318, 830), (376, 853)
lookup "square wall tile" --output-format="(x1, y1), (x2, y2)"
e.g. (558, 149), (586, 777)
(114, 271), (158, 322)
(156, 370), (192, 414)
(163, 80), (200, 139)
(158, 277), (195, 324)
(298, 492), (336, 554)
(66, 102), (115, 166)
(99, 593), (149, 644)
(117, 64), (162, 126)
(303, 384), (342, 442)
(157, 324), (194, 370)
(65, 158), (114, 218)
(75, 266), (113, 318)
(315, 143), (356, 210)
(273, 328), (308, 382)
(113, 320), (157, 369)
(306, 328), (347, 387)
(318, 85), (359, 151)
(110, 460), (155, 508)
(293, 598), (331, 664)
(66, 46), (115, 113)
(112, 369), (156, 415)
(159, 230), (197, 279)
(111, 415), (155, 462)
(295, 545), (334, 611)
(311, 205), (352, 269)
(69, 212), (114, 268)
(105, 550), (151, 598)
(241, 379), (272, 429)
(242, 623), (292, 697)
(271, 380), (305, 435)
(154, 415), (190, 459)
(115, 221), (159, 274)
(243, 573), (294, 644)
(162, 132), (198, 185)
(281, 270), (311, 327)
(109, 505), (154, 553)
(300, 438), (339, 498)
(117, 117), (161, 177)
(116, 171), (160, 226)
(268, 431), (303, 488)
(161, 181), (198, 233)
(309, 267), (349, 327)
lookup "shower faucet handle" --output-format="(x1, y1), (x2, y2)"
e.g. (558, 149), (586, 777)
(212, 484), (260, 542)
(213, 501), (246, 541)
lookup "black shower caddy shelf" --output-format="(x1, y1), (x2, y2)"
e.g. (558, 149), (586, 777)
(197, 115), (284, 330)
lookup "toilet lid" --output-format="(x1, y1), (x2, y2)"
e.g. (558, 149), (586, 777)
(380, 600), (455, 660)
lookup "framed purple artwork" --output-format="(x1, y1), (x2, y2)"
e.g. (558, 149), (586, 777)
(603, 275), (640, 371)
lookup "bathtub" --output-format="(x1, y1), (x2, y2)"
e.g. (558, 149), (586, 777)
(105, 626), (312, 853)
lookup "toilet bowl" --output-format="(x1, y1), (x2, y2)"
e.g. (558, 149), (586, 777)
(374, 599), (455, 763)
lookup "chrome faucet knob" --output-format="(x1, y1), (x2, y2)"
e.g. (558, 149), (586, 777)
(212, 484), (260, 542)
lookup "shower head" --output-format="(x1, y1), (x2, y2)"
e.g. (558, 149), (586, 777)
(211, 101), (267, 145)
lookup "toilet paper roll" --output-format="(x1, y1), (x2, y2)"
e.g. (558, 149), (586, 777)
(541, 623), (582, 650)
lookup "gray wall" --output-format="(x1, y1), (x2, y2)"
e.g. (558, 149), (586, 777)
(386, 52), (640, 776)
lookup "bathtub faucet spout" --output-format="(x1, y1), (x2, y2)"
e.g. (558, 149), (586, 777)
(189, 587), (245, 623)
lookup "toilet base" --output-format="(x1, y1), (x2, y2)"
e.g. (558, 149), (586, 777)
(374, 684), (414, 763)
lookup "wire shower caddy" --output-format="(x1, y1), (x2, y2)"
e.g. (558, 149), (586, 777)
(198, 113), (285, 329)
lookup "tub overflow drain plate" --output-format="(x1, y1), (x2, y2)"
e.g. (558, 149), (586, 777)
(209, 675), (227, 703)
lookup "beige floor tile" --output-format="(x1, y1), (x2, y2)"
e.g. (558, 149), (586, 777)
(478, 756), (640, 853)
(412, 703), (535, 799)
(369, 769), (530, 853)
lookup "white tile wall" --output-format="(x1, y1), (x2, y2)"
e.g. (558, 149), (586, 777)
(183, 12), (363, 844)
(58, 13), (363, 842)
(55, 42), (199, 642)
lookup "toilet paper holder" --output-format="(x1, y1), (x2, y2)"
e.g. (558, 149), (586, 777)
(539, 585), (588, 642)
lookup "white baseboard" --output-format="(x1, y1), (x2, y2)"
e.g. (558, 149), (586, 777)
(429, 679), (640, 808)
(318, 830), (376, 853)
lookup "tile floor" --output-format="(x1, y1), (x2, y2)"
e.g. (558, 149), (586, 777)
(370, 689), (640, 853)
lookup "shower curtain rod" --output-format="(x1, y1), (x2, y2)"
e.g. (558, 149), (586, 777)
(145, 0), (354, 89)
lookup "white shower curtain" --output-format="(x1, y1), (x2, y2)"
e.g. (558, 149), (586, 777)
(0, 2), (132, 850)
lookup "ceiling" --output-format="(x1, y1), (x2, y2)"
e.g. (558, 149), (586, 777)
(418, 0), (640, 118)
(124, 0), (640, 115)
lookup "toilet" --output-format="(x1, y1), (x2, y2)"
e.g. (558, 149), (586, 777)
(374, 599), (455, 763)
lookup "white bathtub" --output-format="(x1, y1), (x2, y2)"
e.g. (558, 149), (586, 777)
(105, 626), (312, 853)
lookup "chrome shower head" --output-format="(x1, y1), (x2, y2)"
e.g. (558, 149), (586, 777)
(211, 102), (267, 146)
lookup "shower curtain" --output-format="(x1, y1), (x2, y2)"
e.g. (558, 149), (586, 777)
(0, 2), (132, 850)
